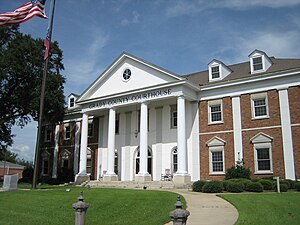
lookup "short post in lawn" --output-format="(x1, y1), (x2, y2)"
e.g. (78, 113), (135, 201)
(273, 176), (280, 193)
(73, 191), (89, 225)
(169, 195), (190, 225)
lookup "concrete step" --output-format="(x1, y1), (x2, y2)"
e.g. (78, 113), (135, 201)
(88, 181), (178, 189)
(87, 180), (191, 190)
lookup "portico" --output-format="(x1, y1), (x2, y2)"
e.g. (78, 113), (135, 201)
(74, 53), (200, 184)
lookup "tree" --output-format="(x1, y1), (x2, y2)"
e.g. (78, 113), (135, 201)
(0, 25), (65, 152)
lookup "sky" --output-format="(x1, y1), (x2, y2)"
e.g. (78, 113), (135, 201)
(1, 0), (300, 162)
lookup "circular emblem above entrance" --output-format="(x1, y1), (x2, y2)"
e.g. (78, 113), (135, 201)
(122, 69), (131, 81)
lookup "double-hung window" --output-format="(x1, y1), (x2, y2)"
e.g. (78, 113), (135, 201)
(252, 93), (268, 119)
(252, 57), (263, 71)
(170, 105), (177, 128)
(64, 124), (71, 140)
(211, 66), (220, 79)
(207, 137), (226, 175)
(251, 132), (273, 174)
(88, 120), (94, 137)
(208, 100), (223, 124)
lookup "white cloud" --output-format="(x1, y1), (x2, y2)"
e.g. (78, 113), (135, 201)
(10, 121), (37, 162)
(228, 30), (300, 63)
(64, 30), (110, 94)
(165, 0), (300, 17)
(121, 11), (140, 26)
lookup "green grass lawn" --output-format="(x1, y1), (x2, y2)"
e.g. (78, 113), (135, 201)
(0, 186), (181, 225)
(219, 192), (300, 225)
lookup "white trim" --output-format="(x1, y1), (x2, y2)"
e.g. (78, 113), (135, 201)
(208, 99), (223, 124)
(232, 96), (243, 163)
(209, 146), (225, 175)
(251, 92), (269, 119)
(253, 142), (273, 174)
(200, 130), (234, 135)
(278, 89), (295, 180)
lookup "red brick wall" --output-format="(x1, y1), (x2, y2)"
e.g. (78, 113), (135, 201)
(199, 97), (234, 180)
(200, 133), (234, 180)
(0, 168), (23, 179)
(242, 128), (285, 179)
(240, 90), (285, 179)
(199, 89), (295, 180)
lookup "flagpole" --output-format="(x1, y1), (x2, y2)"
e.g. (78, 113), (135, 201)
(32, 0), (56, 190)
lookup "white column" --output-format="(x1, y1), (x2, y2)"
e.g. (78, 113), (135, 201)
(278, 88), (295, 180)
(232, 96), (243, 164)
(104, 108), (118, 181)
(176, 96), (188, 175)
(78, 113), (88, 175)
(135, 102), (151, 182)
(139, 102), (149, 175)
(52, 124), (60, 178)
(74, 121), (81, 175)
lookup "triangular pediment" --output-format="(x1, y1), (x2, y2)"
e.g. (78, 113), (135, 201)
(250, 132), (273, 143)
(206, 136), (226, 147)
(77, 53), (184, 103)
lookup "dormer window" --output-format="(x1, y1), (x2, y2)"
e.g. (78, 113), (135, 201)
(68, 93), (79, 109)
(69, 97), (75, 108)
(211, 66), (220, 79)
(249, 50), (273, 74)
(253, 57), (263, 71)
(208, 60), (231, 82)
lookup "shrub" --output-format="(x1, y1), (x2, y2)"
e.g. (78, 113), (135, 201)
(202, 181), (223, 193)
(226, 182), (244, 193)
(280, 180), (290, 189)
(294, 182), (300, 191)
(258, 179), (273, 190)
(278, 184), (288, 192)
(222, 180), (232, 190)
(228, 178), (251, 190)
(285, 179), (296, 189)
(22, 166), (34, 181)
(225, 161), (251, 180)
(245, 182), (263, 192)
(192, 180), (207, 192)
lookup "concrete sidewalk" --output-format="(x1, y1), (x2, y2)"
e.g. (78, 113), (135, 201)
(166, 189), (238, 225)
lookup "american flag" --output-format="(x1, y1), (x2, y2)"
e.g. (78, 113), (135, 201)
(0, 1), (47, 26)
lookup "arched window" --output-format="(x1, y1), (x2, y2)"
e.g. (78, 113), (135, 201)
(171, 147), (178, 174)
(135, 147), (152, 175)
(61, 149), (70, 169)
(114, 150), (118, 175)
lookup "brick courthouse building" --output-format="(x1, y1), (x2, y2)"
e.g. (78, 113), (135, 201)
(39, 50), (300, 184)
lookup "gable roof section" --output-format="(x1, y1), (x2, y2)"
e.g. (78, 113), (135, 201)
(77, 52), (185, 103)
(185, 57), (300, 86)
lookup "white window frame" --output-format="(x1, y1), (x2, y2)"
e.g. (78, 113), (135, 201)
(64, 123), (71, 140)
(170, 105), (177, 129)
(252, 56), (263, 72)
(208, 99), (223, 124)
(88, 120), (94, 137)
(253, 142), (273, 174)
(171, 147), (178, 174)
(211, 65), (220, 79)
(61, 149), (71, 168)
(209, 146), (225, 175)
(69, 97), (75, 108)
(251, 93), (269, 119)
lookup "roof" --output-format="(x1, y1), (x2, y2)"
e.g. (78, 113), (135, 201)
(184, 57), (300, 86)
(0, 161), (25, 169)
